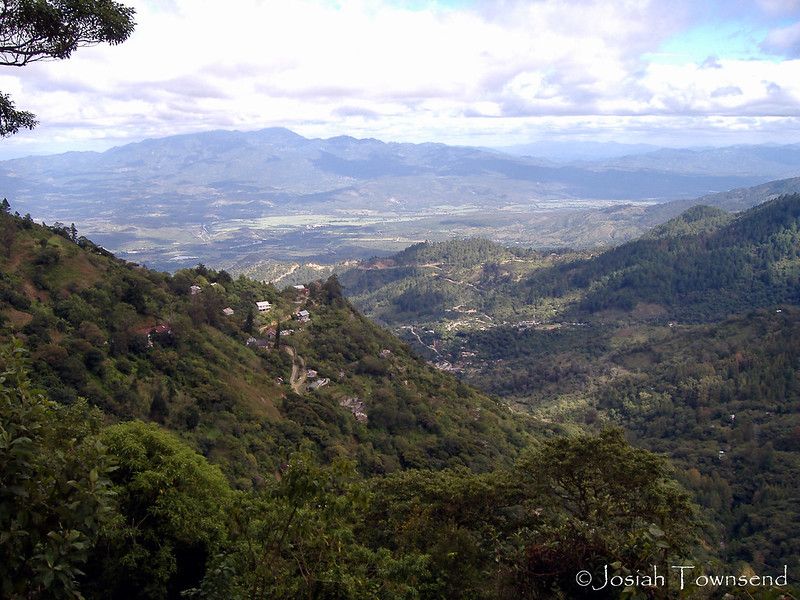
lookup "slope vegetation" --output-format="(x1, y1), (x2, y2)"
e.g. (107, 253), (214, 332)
(0, 210), (531, 487)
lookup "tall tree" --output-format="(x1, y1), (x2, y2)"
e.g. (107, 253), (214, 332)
(0, 0), (136, 136)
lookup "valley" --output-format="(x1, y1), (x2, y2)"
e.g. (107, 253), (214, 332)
(5, 0), (800, 596)
(7, 129), (800, 270)
(3, 168), (800, 597)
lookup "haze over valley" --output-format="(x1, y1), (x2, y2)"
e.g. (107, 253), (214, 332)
(4, 127), (800, 270)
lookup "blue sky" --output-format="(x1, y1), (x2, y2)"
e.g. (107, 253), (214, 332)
(1, 0), (800, 159)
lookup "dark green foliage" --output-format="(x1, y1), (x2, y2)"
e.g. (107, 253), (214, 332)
(1, 342), (708, 599)
(368, 430), (698, 599)
(0, 343), (116, 599)
(84, 421), (234, 599)
(511, 430), (697, 596)
(0, 92), (37, 137)
(524, 195), (800, 320)
(593, 310), (800, 574)
(198, 451), (431, 599)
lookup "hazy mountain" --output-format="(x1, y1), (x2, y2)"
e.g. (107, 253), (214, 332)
(1, 128), (770, 225)
(520, 176), (800, 248)
(592, 144), (800, 178)
(494, 140), (660, 161)
(4, 128), (800, 268)
(641, 175), (800, 225)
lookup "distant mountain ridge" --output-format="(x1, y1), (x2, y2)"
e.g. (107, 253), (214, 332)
(2, 127), (776, 221)
(4, 127), (800, 267)
(594, 144), (800, 178)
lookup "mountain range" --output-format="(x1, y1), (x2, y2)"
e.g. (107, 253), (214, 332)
(4, 128), (800, 268)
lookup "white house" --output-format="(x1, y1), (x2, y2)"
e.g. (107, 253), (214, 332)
(256, 301), (272, 312)
(223, 307), (234, 316)
(189, 285), (202, 295)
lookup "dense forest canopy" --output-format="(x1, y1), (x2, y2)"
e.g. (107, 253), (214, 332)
(0, 207), (736, 598)
(1, 195), (799, 597)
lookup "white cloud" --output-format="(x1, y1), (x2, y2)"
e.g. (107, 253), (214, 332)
(2, 0), (800, 157)
(756, 0), (800, 17)
(762, 20), (800, 56)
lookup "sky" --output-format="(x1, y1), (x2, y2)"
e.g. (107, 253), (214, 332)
(2, 0), (800, 158)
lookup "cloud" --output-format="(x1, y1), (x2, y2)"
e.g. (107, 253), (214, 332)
(762, 20), (800, 56)
(331, 106), (381, 120)
(756, 0), (800, 16)
(2, 0), (800, 157)
(711, 86), (743, 97)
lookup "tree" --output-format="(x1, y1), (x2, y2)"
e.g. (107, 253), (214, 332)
(84, 421), (233, 599)
(323, 274), (343, 304)
(0, 341), (116, 599)
(510, 429), (699, 597)
(0, 0), (136, 136)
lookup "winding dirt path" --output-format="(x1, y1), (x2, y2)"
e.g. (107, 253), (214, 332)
(284, 345), (307, 394)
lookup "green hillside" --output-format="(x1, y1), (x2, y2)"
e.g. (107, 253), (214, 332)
(336, 197), (800, 577)
(0, 205), (720, 599)
(525, 194), (800, 321)
(0, 210), (533, 487)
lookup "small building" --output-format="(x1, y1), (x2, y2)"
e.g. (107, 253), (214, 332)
(379, 349), (392, 359)
(246, 337), (270, 348)
(339, 396), (368, 423)
(256, 301), (272, 312)
(190, 285), (202, 295)
(293, 284), (306, 291)
(222, 307), (234, 316)
(308, 378), (330, 390)
(306, 369), (318, 379)
(296, 309), (310, 323)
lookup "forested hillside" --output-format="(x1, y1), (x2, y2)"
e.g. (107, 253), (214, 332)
(0, 204), (727, 598)
(523, 194), (800, 321)
(337, 196), (800, 579)
(0, 208), (533, 485)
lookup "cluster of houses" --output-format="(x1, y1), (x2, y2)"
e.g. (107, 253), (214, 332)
(304, 367), (330, 390)
(338, 396), (368, 422)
